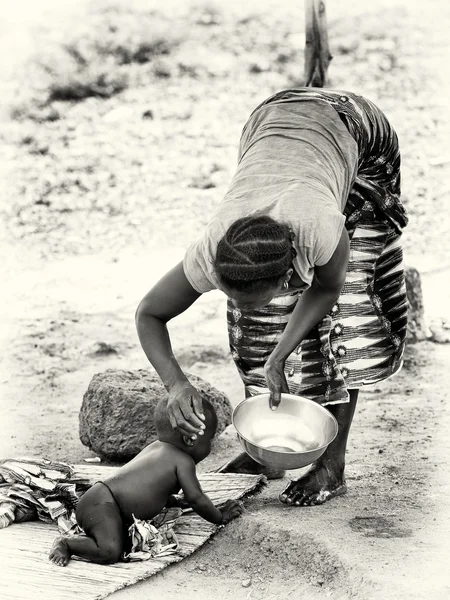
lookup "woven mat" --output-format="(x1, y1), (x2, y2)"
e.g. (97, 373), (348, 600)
(1, 465), (265, 600)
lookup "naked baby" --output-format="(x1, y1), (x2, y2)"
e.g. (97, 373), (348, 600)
(49, 397), (242, 566)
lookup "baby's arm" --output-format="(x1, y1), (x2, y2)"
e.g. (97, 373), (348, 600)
(166, 494), (189, 510)
(176, 456), (242, 525)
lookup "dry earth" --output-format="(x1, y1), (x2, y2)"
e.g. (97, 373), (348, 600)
(1, 1), (450, 599)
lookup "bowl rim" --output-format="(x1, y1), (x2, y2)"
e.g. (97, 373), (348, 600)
(232, 392), (339, 455)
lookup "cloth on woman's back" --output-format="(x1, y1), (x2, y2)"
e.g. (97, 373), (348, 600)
(255, 88), (408, 234)
(183, 97), (359, 293)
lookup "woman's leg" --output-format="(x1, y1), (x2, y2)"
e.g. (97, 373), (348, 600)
(279, 389), (358, 505)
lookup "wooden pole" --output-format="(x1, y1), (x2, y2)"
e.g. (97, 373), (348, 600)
(304, 0), (332, 87)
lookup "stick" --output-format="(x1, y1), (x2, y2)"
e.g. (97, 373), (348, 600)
(304, 0), (332, 87)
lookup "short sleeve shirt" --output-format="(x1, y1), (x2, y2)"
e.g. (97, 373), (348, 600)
(183, 99), (358, 293)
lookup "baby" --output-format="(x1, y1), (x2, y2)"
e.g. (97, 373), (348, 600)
(49, 397), (242, 566)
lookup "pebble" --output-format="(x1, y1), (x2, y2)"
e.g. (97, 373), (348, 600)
(142, 109), (154, 120)
(241, 579), (252, 588)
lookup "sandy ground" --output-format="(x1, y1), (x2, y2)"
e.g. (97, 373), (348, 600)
(1, 1), (450, 599)
(2, 246), (450, 600)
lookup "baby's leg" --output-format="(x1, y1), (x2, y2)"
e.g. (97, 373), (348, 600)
(49, 482), (125, 566)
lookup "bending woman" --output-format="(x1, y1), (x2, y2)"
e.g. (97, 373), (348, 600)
(136, 88), (408, 506)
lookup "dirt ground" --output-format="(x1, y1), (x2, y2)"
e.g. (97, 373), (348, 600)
(1, 1), (450, 599)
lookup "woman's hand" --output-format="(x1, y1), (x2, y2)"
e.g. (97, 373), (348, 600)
(264, 358), (290, 410)
(262, 230), (350, 411)
(167, 382), (206, 438)
(135, 262), (206, 436)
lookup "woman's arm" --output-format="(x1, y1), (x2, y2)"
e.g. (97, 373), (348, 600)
(135, 261), (206, 435)
(265, 228), (350, 408)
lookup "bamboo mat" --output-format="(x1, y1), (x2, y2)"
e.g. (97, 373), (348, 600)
(1, 465), (265, 600)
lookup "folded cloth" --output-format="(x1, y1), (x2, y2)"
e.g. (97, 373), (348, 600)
(0, 499), (16, 528)
(0, 458), (84, 529)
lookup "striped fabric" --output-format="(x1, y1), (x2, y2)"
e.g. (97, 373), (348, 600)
(0, 458), (83, 531)
(227, 89), (408, 405)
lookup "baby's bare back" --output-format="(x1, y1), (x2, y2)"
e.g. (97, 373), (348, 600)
(104, 441), (182, 522)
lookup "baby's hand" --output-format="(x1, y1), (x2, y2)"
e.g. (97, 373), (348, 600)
(220, 499), (243, 524)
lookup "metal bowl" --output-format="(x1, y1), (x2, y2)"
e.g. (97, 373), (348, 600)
(232, 393), (338, 470)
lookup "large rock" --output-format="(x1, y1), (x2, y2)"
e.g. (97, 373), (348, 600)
(405, 265), (429, 343)
(79, 369), (232, 461)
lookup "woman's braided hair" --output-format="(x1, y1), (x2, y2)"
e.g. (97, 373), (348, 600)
(214, 216), (295, 293)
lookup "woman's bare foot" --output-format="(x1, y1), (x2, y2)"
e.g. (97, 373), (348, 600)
(279, 460), (347, 506)
(279, 389), (359, 506)
(49, 537), (71, 567)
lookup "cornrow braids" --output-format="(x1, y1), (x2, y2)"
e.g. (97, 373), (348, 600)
(214, 216), (295, 293)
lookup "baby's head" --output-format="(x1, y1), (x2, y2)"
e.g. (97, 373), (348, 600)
(154, 396), (218, 462)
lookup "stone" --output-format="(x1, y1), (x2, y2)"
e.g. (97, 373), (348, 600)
(79, 368), (232, 461)
(405, 265), (429, 343)
(429, 318), (450, 344)
(89, 341), (118, 356)
(248, 57), (271, 74)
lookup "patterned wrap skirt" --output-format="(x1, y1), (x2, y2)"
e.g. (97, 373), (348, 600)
(227, 89), (409, 405)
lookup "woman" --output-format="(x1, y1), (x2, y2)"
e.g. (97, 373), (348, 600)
(136, 88), (408, 506)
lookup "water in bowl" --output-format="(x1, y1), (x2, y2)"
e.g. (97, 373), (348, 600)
(267, 444), (296, 452)
(258, 435), (319, 453)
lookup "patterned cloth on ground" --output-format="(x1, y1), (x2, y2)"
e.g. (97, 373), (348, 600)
(123, 508), (182, 562)
(0, 458), (182, 562)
